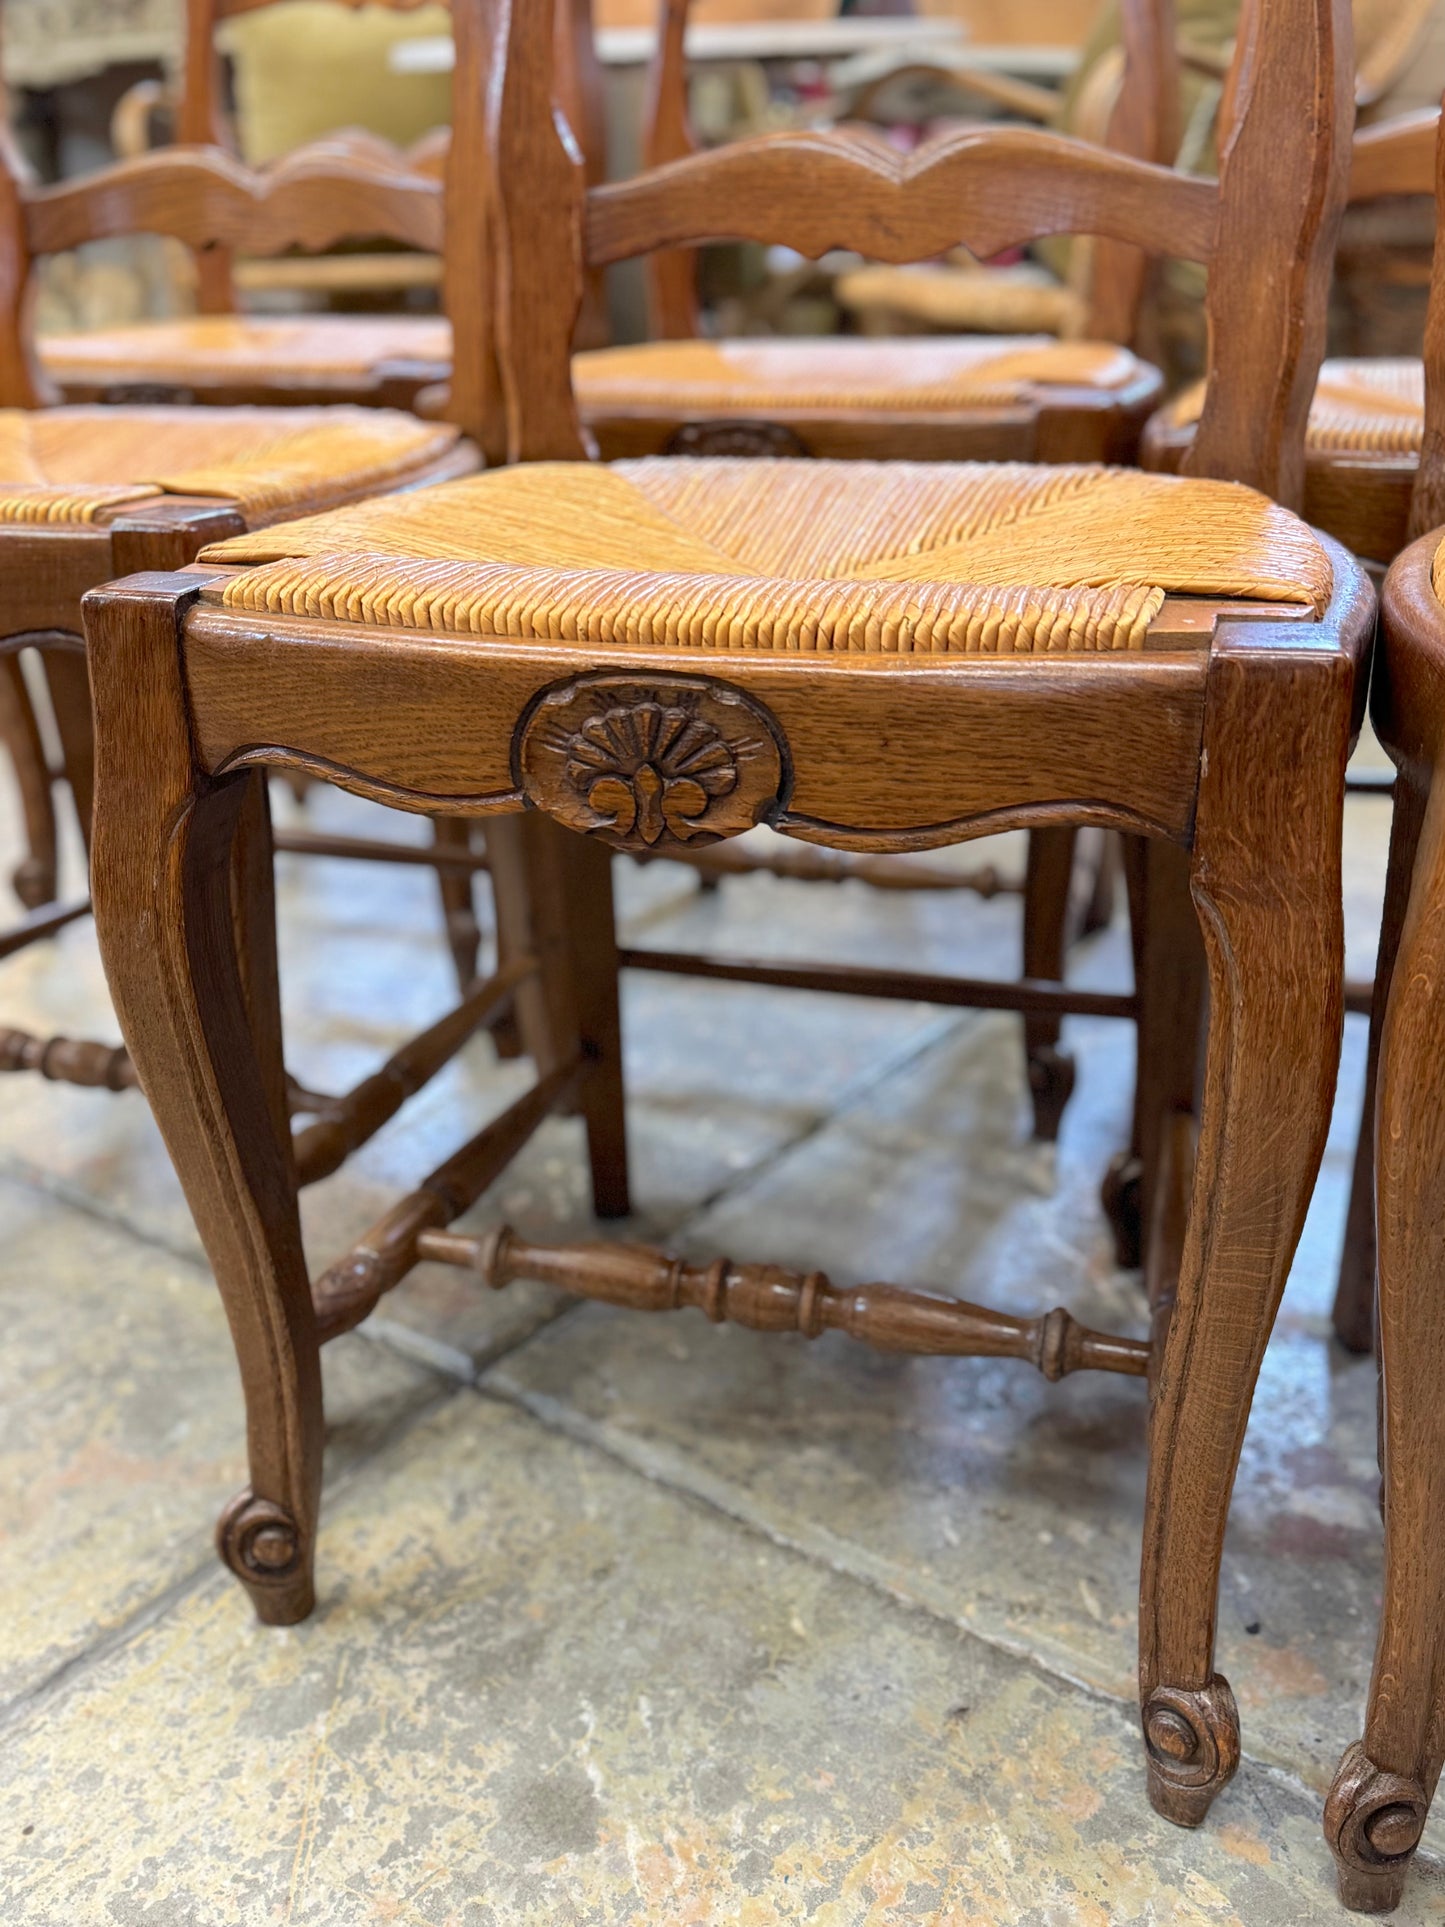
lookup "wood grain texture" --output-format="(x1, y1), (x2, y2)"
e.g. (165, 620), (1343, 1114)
(1140, 618), (1358, 1828)
(1326, 537), (1445, 1912)
(86, 573), (322, 1627)
(1186, 0), (1353, 504)
(1408, 106), (1445, 545)
(25, 142), (443, 259)
(586, 127), (1218, 272)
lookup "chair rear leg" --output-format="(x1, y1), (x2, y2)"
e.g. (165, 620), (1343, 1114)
(1021, 826), (1078, 1141)
(0, 649), (58, 910)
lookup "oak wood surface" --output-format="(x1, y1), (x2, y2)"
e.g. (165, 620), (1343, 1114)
(1325, 534), (1445, 1912)
(78, 0), (1372, 1862)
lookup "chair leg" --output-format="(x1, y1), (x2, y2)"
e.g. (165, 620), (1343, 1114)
(1139, 643), (1349, 1829)
(1325, 769), (1443, 1915)
(1103, 836), (1205, 1271)
(483, 815), (629, 1219)
(431, 814), (483, 990)
(0, 649), (58, 909)
(87, 577), (322, 1626)
(1021, 826), (1078, 1141)
(1332, 771), (1426, 1355)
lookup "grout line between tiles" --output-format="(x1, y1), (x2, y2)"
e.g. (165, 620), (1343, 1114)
(0, 1376), (470, 1744)
(477, 1370), (1444, 1871)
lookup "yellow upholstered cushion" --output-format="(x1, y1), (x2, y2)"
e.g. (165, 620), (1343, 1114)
(1169, 358), (1425, 459)
(0, 406), (458, 526)
(40, 316), (453, 392)
(574, 337), (1143, 419)
(201, 458), (1332, 658)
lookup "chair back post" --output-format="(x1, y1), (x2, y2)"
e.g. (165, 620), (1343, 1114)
(485, 0), (590, 463)
(1186, 0), (1353, 506)
(182, 0), (237, 311)
(446, 0), (508, 461)
(644, 0), (701, 340)
(0, 125), (53, 410)
(1406, 99), (1445, 543)
(1083, 0), (1180, 344)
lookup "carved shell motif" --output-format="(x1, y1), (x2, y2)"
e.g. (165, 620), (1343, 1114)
(517, 674), (787, 854)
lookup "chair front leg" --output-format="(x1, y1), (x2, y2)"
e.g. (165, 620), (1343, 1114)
(86, 576), (322, 1626)
(1325, 767), (1445, 1915)
(1139, 638), (1351, 1826)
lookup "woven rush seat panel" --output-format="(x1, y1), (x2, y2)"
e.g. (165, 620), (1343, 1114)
(0, 406), (459, 525)
(573, 337), (1144, 418)
(1169, 358), (1425, 458)
(837, 264), (1085, 339)
(39, 315), (453, 389)
(202, 459), (1333, 657)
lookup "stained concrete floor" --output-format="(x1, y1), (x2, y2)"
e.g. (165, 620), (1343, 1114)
(3, 759), (1441, 1925)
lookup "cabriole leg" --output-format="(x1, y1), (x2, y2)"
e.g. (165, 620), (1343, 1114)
(86, 577), (322, 1625)
(1326, 768), (1445, 1915)
(1140, 640), (1351, 1827)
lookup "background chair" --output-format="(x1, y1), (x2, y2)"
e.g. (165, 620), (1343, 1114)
(33, 0), (610, 411)
(0, 29), (520, 1161)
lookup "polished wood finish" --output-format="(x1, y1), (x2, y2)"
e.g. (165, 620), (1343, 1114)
(1325, 534), (1445, 1912)
(83, 0), (1363, 1857)
(419, 1222), (1153, 1377)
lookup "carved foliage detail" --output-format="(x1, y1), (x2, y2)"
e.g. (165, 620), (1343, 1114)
(517, 675), (786, 854)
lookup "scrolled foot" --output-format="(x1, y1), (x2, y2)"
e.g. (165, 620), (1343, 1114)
(1141, 1678), (1240, 1827)
(1027, 1045), (1076, 1142)
(1101, 1152), (1144, 1270)
(1325, 1742), (1427, 1914)
(216, 1491), (315, 1627)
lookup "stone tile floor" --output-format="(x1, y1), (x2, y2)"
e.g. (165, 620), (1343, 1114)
(3, 762), (1442, 1925)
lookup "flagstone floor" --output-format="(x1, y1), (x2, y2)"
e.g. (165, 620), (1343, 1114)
(3, 748), (1440, 1926)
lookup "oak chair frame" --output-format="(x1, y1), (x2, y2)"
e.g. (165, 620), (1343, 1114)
(0, 86), (499, 1126)
(1322, 108), (1445, 1918)
(87, 0), (1364, 1837)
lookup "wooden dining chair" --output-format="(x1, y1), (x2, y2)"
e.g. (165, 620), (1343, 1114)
(0, 77), (506, 1120)
(33, 0), (608, 411)
(573, 0), (1171, 463)
(1321, 114), (1445, 1916)
(86, 0), (1362, 1832)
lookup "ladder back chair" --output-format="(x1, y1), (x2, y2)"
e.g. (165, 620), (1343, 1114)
(0, 83), (504, 1123)
(559, 0), (1181, 1147)
(1321, 107), (1445, 1921)
(571, 0), (1172, 465)
(1146, 104), (1440, 568)
(33, 0), (608, 412)
(86, 0), (1361, 1836)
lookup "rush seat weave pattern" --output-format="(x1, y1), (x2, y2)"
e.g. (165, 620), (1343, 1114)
(204, 459), (1333, 658)
(0, 407), (459, 525)
(39, 315), (453, 390)
(573, 337), (1144, 418)
(1170, 358), (1425, 458)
